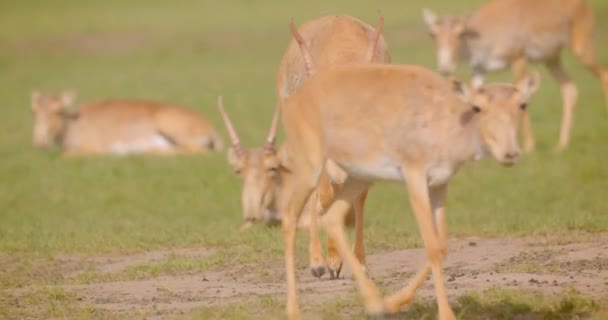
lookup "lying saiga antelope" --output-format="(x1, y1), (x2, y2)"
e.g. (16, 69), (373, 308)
(423, 0), (608, 151)
(31, 90), (223, 155)
(218, 14), (390, 279)
(280, 64), (539, 318)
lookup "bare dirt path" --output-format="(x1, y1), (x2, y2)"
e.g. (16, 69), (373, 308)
(5, 235), (608, 319)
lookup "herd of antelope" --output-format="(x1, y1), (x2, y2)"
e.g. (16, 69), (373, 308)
(30, 0), (607, 319)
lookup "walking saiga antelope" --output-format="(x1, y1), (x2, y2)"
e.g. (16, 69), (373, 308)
(31, 90), (223, 155)
(218, 15), (390, 279)
(279, 64), (539, 319)
(422, 0), (608, 151)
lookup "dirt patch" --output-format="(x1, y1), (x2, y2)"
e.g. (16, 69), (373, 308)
(4, 235), (608, 319)
(62, 247), (215, 276)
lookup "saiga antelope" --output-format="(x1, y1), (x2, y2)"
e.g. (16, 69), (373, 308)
(279, 64), (539, 319)
(218, 15), (390, 279)
(423, 0), (608, 151)
(31, 90), (223, 155)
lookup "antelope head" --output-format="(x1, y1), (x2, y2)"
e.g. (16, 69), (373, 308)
(31, 89), (77, 149)
(217, 97), (287, 230)
(422, 9), (476, 75)
(453, 72), (540, 166)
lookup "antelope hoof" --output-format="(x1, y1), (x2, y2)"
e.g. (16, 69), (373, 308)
(367, 313), (387, 320)
(439, 310), (457, 320)
(310, 264), (326, 279)
(287, 304), (301, 320)
(365, 302), (387, 319)
(239, 222), (254, 232)
(328, 262), (343, 280)
(554, 143), (567, 153)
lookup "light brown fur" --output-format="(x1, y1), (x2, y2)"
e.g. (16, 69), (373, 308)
(31, 90), (223, 155)
(279, 64), (539, 319)
(423, 0), (608, 152)
(220, 16), (390, 279)
(220, 15), (390, 281)
(279, 15), (390, 280)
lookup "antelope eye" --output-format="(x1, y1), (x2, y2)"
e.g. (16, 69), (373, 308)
(472, 105), (481, 113)
(520, 103), (528, 110)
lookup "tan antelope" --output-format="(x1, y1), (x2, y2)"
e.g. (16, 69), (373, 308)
(279, 64), (540, 319)
(422, 0), (608, 152)
(31, 90), (223, 155)
(218, 14), (390, 280)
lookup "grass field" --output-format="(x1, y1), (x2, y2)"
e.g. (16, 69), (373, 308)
(1, 0), (608, 319)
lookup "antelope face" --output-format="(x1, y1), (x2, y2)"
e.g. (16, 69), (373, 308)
(422, 9), (468, 75)
(217, 96), (283, 230)
(228, 148), (283, 229)
(30, 90), (75, 149)
(454, 73), (540, 166)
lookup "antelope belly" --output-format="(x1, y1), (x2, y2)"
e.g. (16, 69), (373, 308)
(338, 157), (404, 182)
(110, 134), (173, 155)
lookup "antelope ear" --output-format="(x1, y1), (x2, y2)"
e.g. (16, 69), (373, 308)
(517, 71), (540, 99)
(422, 9), (439, 32)
(277, 144), (292, 165)
(227, 147), (245, 173)
(451, 18), (465, 34)
(31, 90), (42, 110)
(61, 89), (77, 108)
(452, 79), (471, 103)
(461, 28), (479, 38)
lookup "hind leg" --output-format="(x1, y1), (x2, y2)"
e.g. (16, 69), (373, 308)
(571, 7), (608, 111)
(545, 58), (579, 151)
(352, 189), (368, 275)
(308, 191), (326, 279)
(320, 179), (384, 315)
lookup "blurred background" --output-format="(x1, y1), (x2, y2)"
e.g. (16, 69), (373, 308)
(1, 0), (608, 317)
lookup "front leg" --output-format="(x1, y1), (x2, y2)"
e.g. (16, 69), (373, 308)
(430, 184), (448, 256)
(399, 166), (455, 320)
(384, 184), (447, 312)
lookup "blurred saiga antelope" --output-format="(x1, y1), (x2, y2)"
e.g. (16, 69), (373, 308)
(218, 14), (390, 279)
(279, 64), (540, 319)
(423, 0), (608, 151)
(31, 90), (223, 155)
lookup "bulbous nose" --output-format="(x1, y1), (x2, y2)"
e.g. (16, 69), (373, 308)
(504, 151), (520, 161)
(33, 140), (50, 149)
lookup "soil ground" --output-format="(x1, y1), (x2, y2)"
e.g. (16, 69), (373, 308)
(5, 234), (608, 319)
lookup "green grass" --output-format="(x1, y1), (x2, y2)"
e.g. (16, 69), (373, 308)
(1, 0), (608, 318)
(1, 0), (606, 255)
(184, 288), (607, 320)
(0, 286), (108, 320)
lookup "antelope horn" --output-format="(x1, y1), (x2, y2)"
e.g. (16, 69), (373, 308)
(289, 18), (315, 77)
(217, 96), (244, 156)
(264, 103), (280, 151)
(364, 13), (385, 63)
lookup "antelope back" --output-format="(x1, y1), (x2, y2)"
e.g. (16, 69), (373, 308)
(277, 15), (391, 99)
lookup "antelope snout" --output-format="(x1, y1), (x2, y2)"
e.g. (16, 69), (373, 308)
(437, 50), (456, 75)
(33, 139), (51, 149)
(500, 150), (521, 166)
